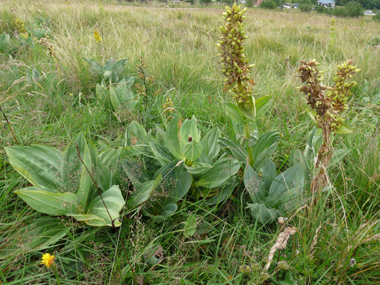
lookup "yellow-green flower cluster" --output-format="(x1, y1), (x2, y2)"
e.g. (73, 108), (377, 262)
(94, 30), (102, 43)
(297, 59), (359, 131)
(218, 3), (254, 108)
(15, 19), (28, 39)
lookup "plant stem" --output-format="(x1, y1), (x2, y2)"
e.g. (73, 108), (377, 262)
(54, 271), (61, 285)
(243, 121), (254, 166)
(1, 107), (18, 144)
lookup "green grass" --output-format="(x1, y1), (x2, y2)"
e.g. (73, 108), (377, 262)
(1, 0), (380, 284)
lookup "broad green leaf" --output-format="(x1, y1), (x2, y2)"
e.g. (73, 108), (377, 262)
(103, 58), (116, 70)
(103, 70), (114, 81)
(85, 185), (125, 227)
(184, 214), (197, 238)
(14, 187), (78, 215)
(5, 145), (63, 189)
(253, 143), (278, 170)
(268, 164), (304, 200)
(244, 165), (265, 202)
(118, 76), (135, 88)
(62, 133), (86, 192)
(96, 83), (108, 101)
(277, 187), (305, 213)
(200, 128), (221, 160)
(109, 85), (121, 110)
(182, 141), (203, 162)
(252, 131), (280, 169)
(99, 147), (122, 168)
(143, 203), (178, 223)
(76, 143), (93, 211)
(112, 59), (129, 75)
(67, 213), (105, 225)
(195, 158), (240, 188)
(126, 175), (162, 210)
(224, 102), (247, 124)
(218, 137), (248, 163)
(255, 95), (273, 119)
(247, 203), (281, 224)
(88, 140), (99, 168)
(153, 161), (192, 202)
(288, 150), (311, 189)
(180, 116), (200, 145)
(0, 32), (10, 52)
(121, 158), (151, 188)
(185, 162), (213, 174)
(0, 217), (70, 260)
(237, 95), (256, 120)
(204, 177), (237, 205)
(83, 57), (103, 76)
(335, 124), (354, 134)
(125, 121), (147, 146)
(149, 142), (174, 165)
(165, 114), (184, 159)
(330, 149), (351, 167)
(263, 160), (277, 192)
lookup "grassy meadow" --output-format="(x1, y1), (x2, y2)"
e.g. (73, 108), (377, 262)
(1, 0), (380, 284)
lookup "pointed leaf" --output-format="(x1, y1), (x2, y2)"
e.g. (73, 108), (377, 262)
(184, 214), (197, 238)
(244, 165), (265, 202)
(218, 137), (247, 163)
(14, 187), (77, 215)
(247, 203), (281, 224)
(85, 185), (125, 227)
(268, 164), (304, 200)
(62, 133), (87, 192)
(5, 145), (63, 189)
(263, 160), (277, 192)
(195, 158), (240, 188)
(153, 161), (192, 202)
(76, 142), (93, 211)
(109, 85), (121, 110)
(330, 149), (351, 167)
(180, 116), (200, 145)
(255, 95), (273, 119)
(143, 203), (178, 223)
(83, 57), (103, 75)
(185, 162), (213, 174)
(223, 102), (247, 124)
(237, 95), (256, 120)
(0, 217), (70, 260)
(335, 124), (354, 134)
(149, 142), (174, 165)
(127, 175), (162, 210)
(200, 128), (221, 160)
(125, 121), (147, 146)
(165, 114), (184, 159)
(182, 141), (203, 162)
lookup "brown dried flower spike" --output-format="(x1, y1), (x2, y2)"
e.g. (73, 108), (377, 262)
(297, 59), (359, 192)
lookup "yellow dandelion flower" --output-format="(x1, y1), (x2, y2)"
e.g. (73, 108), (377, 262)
(40, 253), (55, 268)
(94, 30), (102, 43)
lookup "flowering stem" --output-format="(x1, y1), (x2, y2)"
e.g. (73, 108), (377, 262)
(50, 264), (61, 285)
(244, 122), (254, 166)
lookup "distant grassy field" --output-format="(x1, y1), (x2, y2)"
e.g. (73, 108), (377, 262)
(1, 0), (380, 284)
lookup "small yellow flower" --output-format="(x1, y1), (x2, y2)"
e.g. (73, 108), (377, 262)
(40, 253), (55, 268)
(94, 30), (102, 43)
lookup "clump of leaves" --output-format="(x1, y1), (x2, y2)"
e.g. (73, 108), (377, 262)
(5, 134), (125, 227)
(121, 115), (240, 222)
(83, 57), (129, 84)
